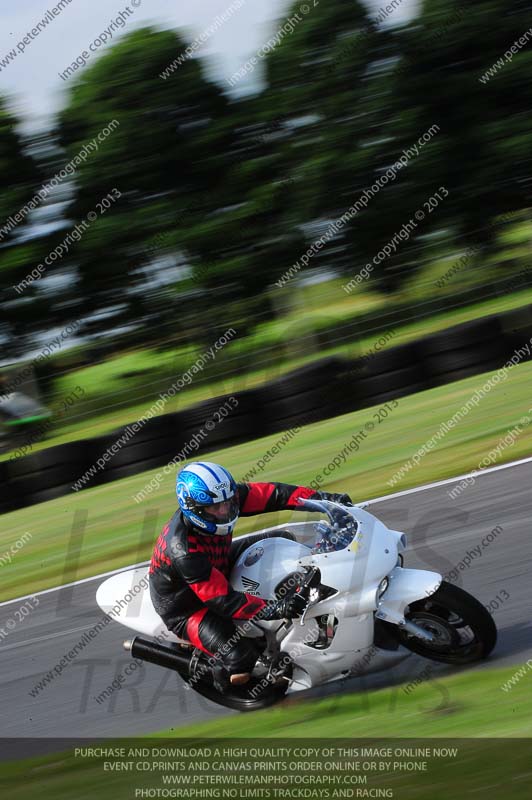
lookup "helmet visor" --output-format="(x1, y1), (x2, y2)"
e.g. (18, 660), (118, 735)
(197, 496), (239, 525)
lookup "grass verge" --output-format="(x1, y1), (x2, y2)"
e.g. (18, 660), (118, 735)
(4, 286), (532, 460)
(0, 666), (531, 799)
(154, 663), (532, 738)
(1, 359), (532, 602)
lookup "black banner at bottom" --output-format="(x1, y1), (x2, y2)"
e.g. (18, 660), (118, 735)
(0, 738), (530, 800)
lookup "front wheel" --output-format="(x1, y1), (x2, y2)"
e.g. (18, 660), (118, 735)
(392, 581), (497, 664)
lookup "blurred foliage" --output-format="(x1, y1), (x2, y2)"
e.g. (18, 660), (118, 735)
(377, 0), (532, 283)
(1, 0), (532, 362)
(0, 102), (39, 232)
(0, 99), (50, 356)
(3, 356), (532, 596)
(55, 26), (233, 342)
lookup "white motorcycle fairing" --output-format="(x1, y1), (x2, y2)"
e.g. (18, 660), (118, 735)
(95, 506), (444, 694)
(94, 529), (302, 644)
(230, 506), (442, 691)
(96, 567), (177, 642)
(375, 566), (442, 626)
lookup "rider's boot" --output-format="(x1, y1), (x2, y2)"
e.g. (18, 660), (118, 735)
(229, 672), (251, 685)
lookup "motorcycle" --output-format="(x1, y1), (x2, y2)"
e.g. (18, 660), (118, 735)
(96, 499), (497, 712)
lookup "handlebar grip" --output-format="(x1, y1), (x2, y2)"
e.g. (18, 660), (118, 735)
(299, 566), (320, 591)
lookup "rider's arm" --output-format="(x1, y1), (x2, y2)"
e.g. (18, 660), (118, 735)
(236, 482), (317, 516)
(175, 550), (267, 620)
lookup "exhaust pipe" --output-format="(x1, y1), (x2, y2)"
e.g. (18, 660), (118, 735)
(126, 636), (194, 673)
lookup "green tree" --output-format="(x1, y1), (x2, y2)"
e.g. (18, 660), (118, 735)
(0, 99), (50, 355)
(257, 0), (403, 285)
(369, 0), (532, 284)
(178, 0), (381, 311)
(56, 27), (233, 340)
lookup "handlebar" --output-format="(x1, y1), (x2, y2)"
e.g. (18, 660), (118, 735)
(298, 498), (358, 528)
(298, 498), (359, 557)
(297, 497), (346, 520)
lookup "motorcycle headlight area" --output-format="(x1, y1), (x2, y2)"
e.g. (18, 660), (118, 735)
(376, 577), (389, 601)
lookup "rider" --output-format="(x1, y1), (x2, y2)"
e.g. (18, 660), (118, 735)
(149, 461), (351, 688)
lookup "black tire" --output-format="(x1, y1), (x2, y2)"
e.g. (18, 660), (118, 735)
(102, 455), (177, 483)
(177, 393), (258, 447)
(182, 671), (289, 712)
(7, 440), (91, 478)
(355, 343), (419, 377)
(498, 305), (532, 336)
(8, 463), (77, 496)
(505, 323), (532, 359)
(424, 345), (506, 377)
(426, 363), (501, 388)
(110, 415), (178, 445)
(357, 383), (428, 409)
(105, 438), (175, 467)
(0, 461), (14, 513)
(13, 482), (75, 508)
(267, 358), (347, 400)
(264, 384), (341, 418)
(356, 366), (426, 399)
(420, 317), (501, 355)
(392, 581), (497, 664)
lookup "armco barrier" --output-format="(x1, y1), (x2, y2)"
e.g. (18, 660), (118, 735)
(0, 460), (11, 514)
(7, 440), (95, 510)
(3, 304), (532, 511)
(499, 304), (532, 352)
(419, 314), (510, 387)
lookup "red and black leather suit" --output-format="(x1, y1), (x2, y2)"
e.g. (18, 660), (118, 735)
(149, 481), (318, 674)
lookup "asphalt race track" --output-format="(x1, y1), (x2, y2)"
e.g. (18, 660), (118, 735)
(1, 461), (531, 744)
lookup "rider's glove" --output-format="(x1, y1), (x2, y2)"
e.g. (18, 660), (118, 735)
(315, 491), (353, 506)
(257, 587), (307, 621)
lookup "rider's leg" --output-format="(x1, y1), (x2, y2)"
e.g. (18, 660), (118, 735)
(184, 608), (261, 686)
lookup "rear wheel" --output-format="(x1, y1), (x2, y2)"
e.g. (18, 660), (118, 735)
(182, 670), (289, 712)
(178, 648), (292, 712)
(392, 581), (497, 664)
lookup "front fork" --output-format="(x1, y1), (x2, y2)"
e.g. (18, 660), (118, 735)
(375, 566), (443, 643)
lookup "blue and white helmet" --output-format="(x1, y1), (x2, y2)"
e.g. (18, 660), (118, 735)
(176, 461), (239, 536)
